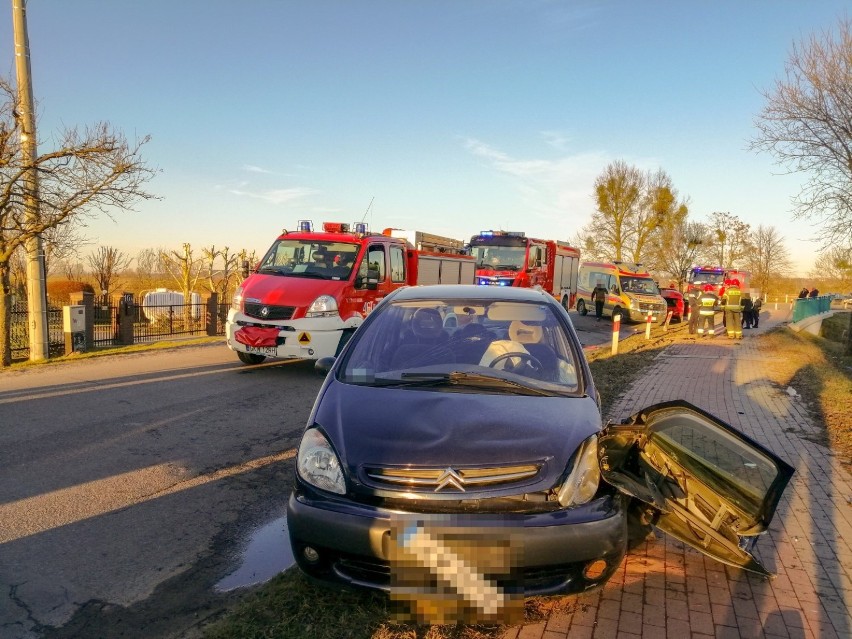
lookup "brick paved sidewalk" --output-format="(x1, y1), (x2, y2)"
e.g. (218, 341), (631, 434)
(502, 330), (852, 639)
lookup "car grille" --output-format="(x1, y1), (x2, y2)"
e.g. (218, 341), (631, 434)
(363, 464), (541, 493)
(243, 302), (296, 320)
(637, 302), (665, 313)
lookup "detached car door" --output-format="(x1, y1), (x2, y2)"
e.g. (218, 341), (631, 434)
(599, 400), (794, 576)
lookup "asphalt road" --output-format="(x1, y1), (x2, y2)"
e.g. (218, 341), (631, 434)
(0, 311), (643, 639)
(0, 344), (323, 639)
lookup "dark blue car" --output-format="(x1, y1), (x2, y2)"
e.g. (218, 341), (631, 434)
(287, 285), (792, 620)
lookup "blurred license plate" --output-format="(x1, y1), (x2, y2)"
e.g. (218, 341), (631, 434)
(246, 346), (276, 355)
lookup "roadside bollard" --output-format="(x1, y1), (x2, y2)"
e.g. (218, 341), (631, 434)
(611, 313), (621, 355)
(645, 312), (653, 340)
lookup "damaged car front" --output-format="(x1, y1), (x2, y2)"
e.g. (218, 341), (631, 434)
(286, 285), (794, 620)
(287, 286), (631, 600)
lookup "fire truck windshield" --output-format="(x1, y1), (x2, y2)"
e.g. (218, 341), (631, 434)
(258, 240), (360, 279)
(688, 270), (725, 286)
(471, 245), (525, 270)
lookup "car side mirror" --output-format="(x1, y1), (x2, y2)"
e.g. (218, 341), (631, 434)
(365, 268), (380, 291)
(315, 356), (335, 376)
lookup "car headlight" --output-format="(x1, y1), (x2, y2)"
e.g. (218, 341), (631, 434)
(557, 434), (600, 507)
(231, 286), (244, 311)
(297, 428), (346, 494)
(305, 295), (339, 318)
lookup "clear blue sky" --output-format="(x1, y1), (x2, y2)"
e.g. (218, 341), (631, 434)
(3, 1), (849, 276)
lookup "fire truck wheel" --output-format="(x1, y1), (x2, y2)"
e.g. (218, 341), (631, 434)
(561, 295), (571, 311)
(576, 299), (588, 316)
(237, 352), (267, 365)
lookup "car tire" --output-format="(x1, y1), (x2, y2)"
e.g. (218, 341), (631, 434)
(562, 294), (571, 311)
(237, 351), (266, 365)
(577, 299), (588, 316)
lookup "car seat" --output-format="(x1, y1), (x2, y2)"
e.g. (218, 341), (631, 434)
(450, 322), (494, 364)
(480, 320), (557, 380)
(390, 308), (452, 369)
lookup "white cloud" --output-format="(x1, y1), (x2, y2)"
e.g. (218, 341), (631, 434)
(229, 187), (318, 206)
(242, 164), (272, 174)
(463, 137), (608, 225)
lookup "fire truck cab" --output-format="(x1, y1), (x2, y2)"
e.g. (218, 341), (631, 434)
(226, 221), (474, 364)
(687, 267), (750, 298)
(468, 230), (581, 309)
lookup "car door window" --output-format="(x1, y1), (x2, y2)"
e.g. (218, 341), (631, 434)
(599, 400), (794, 575)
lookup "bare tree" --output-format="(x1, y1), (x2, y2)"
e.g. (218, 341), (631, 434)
(581, 160), (644, 262)
(810, 245), (852, 292)
(201, 245), (222, 294)
(86, 246), (132, 298)
(751, 17), (852, 249)
(41, 219), (88, 278)
(705, 212), (752, 268)
(632, 169), (689, 269)
(135, 248), (166, 293)
(8, 245), (26, 300)
(744, 225), (793, 296)
(160, 243), (202, 325)
(52, 257), (85, 281)
(653, 221), (707, 290)
(0, 78), (156, 366)
(219, 247), (241, 300)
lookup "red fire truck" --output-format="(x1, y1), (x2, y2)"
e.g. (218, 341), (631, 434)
(686, 266), (750, 297)
(467, 230), (582, 309)
(226, 221), (474, 364)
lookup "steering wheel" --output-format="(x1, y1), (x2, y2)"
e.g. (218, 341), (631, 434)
(487, 352), (544, 374)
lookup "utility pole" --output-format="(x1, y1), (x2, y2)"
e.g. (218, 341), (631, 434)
(12, 0), (48, 361)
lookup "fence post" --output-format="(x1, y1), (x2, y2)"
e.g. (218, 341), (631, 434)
(206, 293), (219, 336)
(611, 313), (621, 355)
(69, 290), (95, 351)
(118, 292), (135, 345)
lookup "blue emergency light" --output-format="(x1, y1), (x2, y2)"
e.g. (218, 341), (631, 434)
(297, 219), (313, 232)
(354, 222), (368, 235)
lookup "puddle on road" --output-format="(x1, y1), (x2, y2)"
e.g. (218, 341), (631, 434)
(215, 516), (295, 592)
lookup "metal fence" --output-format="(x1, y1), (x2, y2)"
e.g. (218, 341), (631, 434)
(792, 295), (832, 323)
(10, 295), (231, 362)
(10, 299), (66, 361)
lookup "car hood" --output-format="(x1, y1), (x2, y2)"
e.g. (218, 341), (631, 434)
(241, 273), (347, 308)
(313, 381), (602, 496)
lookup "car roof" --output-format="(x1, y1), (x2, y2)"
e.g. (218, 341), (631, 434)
(388, 284), (556, 304)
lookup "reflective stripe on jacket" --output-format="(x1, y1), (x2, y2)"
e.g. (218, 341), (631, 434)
(723, 286), (742, 311)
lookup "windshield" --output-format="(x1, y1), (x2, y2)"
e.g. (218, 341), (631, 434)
(620, 276), (659, 295)
(340, 298), (582, 395)
(689, 270), (725, 286)
(257, 240), (360, 280)
(471, 246), (526, 270)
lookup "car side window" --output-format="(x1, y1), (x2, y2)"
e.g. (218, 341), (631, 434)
(390, 245), (406, 283)
(360, 245), (386, 281)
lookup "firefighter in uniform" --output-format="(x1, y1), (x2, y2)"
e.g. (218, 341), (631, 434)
(687, 287), (701, 334)
(697, 284), (719, 337)
(721, 279), (743, 339)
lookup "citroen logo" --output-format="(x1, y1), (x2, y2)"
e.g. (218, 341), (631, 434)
(260, 306), (270, 318)
(435, 467), (465, 492)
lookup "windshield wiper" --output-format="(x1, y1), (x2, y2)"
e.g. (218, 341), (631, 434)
(370, 371), (557, 396)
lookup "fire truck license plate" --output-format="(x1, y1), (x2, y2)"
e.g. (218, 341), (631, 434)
(245, 346), (277, 355)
